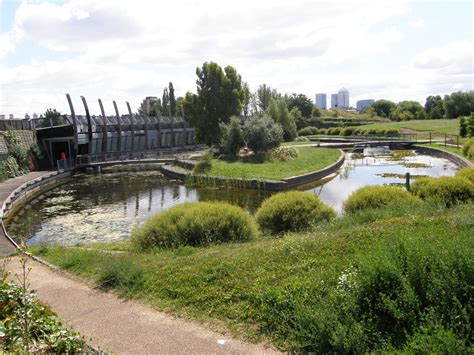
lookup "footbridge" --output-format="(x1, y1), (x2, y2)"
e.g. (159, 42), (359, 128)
(309, 134), (433, 150)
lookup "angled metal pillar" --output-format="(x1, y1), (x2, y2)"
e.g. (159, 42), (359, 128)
(66, 93), (79, 155)
(143, 114), (149, 150)
(81, 96), (94, 155)
(98, 99), (108, 160)
(113, 101), (122, 152)
(156, 107), (162, 148)
(167, 104), (174, 148)
(126, 102), (135, 151)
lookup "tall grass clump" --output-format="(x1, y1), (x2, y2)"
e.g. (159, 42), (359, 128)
(456, 167), (474, 184)
(193, 151), (213, 174)
(255, 191), (335, 234)
(410, 176), (474, 206)
(462, 137), (474, 159)
(343, 185), (421, 213)
(131, 202), (258, 250)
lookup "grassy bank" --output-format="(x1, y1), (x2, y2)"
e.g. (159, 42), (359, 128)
(358, 119), (460, 137)
(30, 201), (474, 352)
(417, 143), (474, 163)
(203, 147), (340, 180)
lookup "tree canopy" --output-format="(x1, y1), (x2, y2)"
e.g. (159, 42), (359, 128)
(369, 100), (396, 118)
(444, 91), (474, 118)
(182, 62), (244, 146)
(287, 93), (314, 118)
(389, 101), (425, 121)
(266, 99), (297, 141)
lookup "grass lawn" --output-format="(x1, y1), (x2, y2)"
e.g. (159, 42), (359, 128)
(30, 202), (474, 352)
(417, 143), (474, 163)
(359, 119), (460, 137)
(204, 146), (341, 180)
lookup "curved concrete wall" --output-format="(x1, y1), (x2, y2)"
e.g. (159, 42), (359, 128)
(414, 146), (472, 168)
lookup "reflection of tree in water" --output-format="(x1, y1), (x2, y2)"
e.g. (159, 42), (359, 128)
(340, 158), (356, 180)
(196, 188), (271, 214)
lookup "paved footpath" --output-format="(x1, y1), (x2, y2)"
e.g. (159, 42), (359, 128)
(0, 171), (54, 257)
(5, 256), (279, 354)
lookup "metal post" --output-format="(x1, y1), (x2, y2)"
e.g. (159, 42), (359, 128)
(81, 96), (94, 155)
(113, 101), (122, 153)
(429, 132), (432, 145)
(405, 172), (410, 191)
(98, 99), (108, 161)
(126, 101), (135, 152)
(444, 133), (447, 147)
(66, 94), (79, 162)
(456, 135), (459, 149)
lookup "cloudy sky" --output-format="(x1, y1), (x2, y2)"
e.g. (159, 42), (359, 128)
(0, 0), (472, 117)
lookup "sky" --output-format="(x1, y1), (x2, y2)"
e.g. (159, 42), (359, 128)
(0, 0), (472, 117)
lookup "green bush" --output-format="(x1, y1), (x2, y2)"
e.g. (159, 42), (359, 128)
(218, 116), (245, 156)
(0, 157), (21, 182)
(343, 185), (421, 213)
(131, 202), (258, 250)
(462, 137), (474, 158)
(193, 151), (213, 174)
(294, 136), (309, 142)
(298, 126), (319, 136)
(455, 167), (474, 184)
(255, 191), (335, 234)
(318, 128), (327, 135)
(385, 128), (399, 135)
(340, 127), (354, 136)
(327, 127), (341, 135)
(244, 114), (283, 154)
(410, 176), (474, 206)
(270, 146), (299, 161)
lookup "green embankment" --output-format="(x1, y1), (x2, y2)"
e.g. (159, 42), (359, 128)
(202, 147), (340, 180)
(359, 119), (460, 137)
(30, 201), (474, 352)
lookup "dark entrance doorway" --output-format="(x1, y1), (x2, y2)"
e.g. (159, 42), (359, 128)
(51, 141), (71, 168)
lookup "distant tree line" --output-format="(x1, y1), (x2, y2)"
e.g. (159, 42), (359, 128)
(364, 91), (474, 121)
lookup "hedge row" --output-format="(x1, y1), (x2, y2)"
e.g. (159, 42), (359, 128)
(298, 126), (399, 137)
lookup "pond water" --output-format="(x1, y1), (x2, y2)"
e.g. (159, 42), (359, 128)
(6, 148), (457, 246)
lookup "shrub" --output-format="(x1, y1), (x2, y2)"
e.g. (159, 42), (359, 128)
(4, 128), (28, 171)
(410, 176), (474, 206)
(193, 151), (213, 174)
(270, 146), (299, 161)
(343, 185), (421, 213)
(456, 167), (474, 184)
(131, 202), (258, 250)
(462, 137), (474, 158)
(340, 127), (354, 136)
(385, 128), (399, 135)
(327, 127), (341, 135)
(219, 116), (245, 156)
(0, 157), (21, 181)
(244, 114), (283, 155)
(255, 191), (335, 234)
(294, 136), (309, 142)
(298, 126), (318, 136)
(318, 128), (327, 135)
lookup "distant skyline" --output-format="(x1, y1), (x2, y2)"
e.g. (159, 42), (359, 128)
(0, 0), (473, 116)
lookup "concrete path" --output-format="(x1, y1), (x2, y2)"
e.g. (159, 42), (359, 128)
(5, 257), (279, 354)
(0, 171), (54, 257)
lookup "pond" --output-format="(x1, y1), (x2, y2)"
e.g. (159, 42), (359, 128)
(5, 148), (458, 246)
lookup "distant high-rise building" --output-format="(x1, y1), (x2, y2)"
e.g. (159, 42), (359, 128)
(331, 94), (338, 108)
(356, 99), (375, 111)
(315, 93), (327, 109)
(145, 96), (158, 114)
(337, 87), (349, 109)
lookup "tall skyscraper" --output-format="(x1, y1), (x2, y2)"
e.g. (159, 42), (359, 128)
(337, 88), (349, 109)
(356, 99), (375, 111)
(331, 94), (338, 108)
(315, 93), (327, 109)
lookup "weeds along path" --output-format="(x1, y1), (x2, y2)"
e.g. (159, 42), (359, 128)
(5, 256), (279, 354)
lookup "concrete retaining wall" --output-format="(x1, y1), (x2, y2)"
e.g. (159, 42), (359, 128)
(160, 150), (345, 191)
(414, 146), (472, 168)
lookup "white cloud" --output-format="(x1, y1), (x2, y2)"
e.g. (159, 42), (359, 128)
(0, 33), (16, 59)
(410, 19), (425, 28)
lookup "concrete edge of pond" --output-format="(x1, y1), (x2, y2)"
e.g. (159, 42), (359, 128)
(414, 145), (473, 168)
(160, 149), (346, 191)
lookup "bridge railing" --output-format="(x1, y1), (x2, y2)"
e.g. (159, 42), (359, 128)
(351, 134), (418, 142)
(75, 149), (186, 167)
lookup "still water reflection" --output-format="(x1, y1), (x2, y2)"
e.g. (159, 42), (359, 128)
(6, 148), (457, 246)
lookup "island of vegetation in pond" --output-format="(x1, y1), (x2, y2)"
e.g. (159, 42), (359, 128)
(188, 146), (341, 180)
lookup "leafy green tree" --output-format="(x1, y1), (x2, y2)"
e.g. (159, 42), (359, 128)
(219, 116), (245, 156)
(266, 99), (297, 141)
(244, 114), (283, 155)
(459, 117), (467, 137)
(41, 108), (64, 127)
(287, 93), (314, 118)
(370, 99), (396, 118)
(182, 61), (244, 146)
(468, 113), (474, 137)
(176, 97), (184, 116)
(290, 107), (305, 130)
(162, 88), (170, 115)
(444, 91), (474, 118)
(242, 82), (251, 117)
(169, 82), (176, 116)
(389, 101), (425, 121)
(424, 95), (445, 119)
(256, 84), (279, 112)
